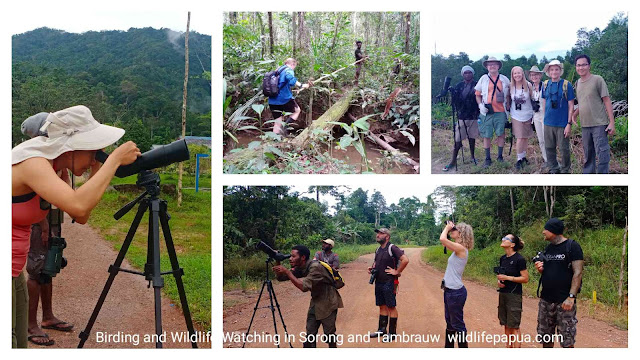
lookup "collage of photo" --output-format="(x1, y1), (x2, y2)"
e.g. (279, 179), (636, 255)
(5, 2), (631, 357)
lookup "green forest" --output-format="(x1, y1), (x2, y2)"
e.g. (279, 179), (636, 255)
(223, 12), (420, 174)
(12, 27), (212, 150)
(223, 185), (628, 326)
(431, 13), (628, 174)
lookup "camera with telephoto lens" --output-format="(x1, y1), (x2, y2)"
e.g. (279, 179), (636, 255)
(256, 240), (291, 262)
(532, 100), (541, 112)
(515, 103), (522, 111)
(493, 266), (506, 275)
(532, 251), (548, 264)
(369, 268), (378, 284)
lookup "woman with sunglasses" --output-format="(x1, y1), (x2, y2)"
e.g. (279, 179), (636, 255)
(440, 220), (474, 347)
(497, 234), (529, 347)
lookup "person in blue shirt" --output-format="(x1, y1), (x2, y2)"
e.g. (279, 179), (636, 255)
(541, 60), (575, 174)
(268, 58), (312, 136)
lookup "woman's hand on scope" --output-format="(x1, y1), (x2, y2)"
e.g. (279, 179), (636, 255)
(110, 141), (141, 166)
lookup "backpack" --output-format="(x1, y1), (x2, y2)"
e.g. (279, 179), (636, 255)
(542, 79), (571, 101)
(536, 238), (582, 297)
(262, 65), (288, 98)
(375, 243), (399, 269)
(317, 260), (345, 289)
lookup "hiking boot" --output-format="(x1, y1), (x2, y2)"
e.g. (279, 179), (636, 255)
(471, 157), (477, 165)
(515, 159), (523, 170)
(497, 156), (504, 163)
(483, 159), (492, 168)
(443, 163), (456, 172)
(549, 168), (560, 174)
(522, 157), (529, 165)
(382, 333), (397, 343)
(369, 329), (386, 338)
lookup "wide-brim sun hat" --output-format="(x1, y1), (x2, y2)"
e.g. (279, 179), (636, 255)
(12, 105), (125, 165)
(483, 56), (503, 70)
(543, 60), (564, 77)
(526, 65), (544, 79)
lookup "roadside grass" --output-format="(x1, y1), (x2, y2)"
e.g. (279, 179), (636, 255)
(421, 220), (628, 329)
(89, 179), (211, 330)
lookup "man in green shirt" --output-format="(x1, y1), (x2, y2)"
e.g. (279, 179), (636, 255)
(273, 245), (343, 347)
(571, 54), (616, 174)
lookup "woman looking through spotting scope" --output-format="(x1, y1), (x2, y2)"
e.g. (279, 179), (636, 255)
(11, 105), (141, 348)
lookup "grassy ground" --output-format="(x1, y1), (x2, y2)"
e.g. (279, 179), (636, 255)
(421, 221), (628, 329)
(88, 174), (211, 329)
(431, 125), (628, 174)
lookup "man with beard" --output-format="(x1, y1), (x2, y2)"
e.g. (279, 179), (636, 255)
(367, 228), (409, 341)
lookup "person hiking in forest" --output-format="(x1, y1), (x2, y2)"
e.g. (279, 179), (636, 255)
(571, 54), (615, 174)
(267, 58), (313, 137)
(527, 66), (547, 165)
(541, 59), (575, 174)
(367, 228), (409, 342)
(355, 40), (364, 86)
(443, 65), (479, 171)
(475, 57), (511, 168)
(314, 239), (339, 270)
(509, 66), (535, 170)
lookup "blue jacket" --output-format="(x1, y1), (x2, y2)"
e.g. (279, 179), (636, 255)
(268, 66), (298, 105)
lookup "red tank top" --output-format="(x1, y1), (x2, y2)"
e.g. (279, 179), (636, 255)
(12, 192), (49, 277)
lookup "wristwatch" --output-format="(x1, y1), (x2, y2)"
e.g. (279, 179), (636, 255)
(569, 293), (576, 299)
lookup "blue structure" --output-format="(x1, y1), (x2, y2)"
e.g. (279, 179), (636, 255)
(195, 153), (210, 192)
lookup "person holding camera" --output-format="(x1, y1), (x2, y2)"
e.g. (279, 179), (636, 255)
(535, 218), (584, 348)
(440, 221), (474, 347)
(475, 57), (511, 168)
(443, 65), (480, 171)
(527, 66), (547, 164)
(268, 57), (313, 136)
(541, 59), (575, 174)
(496, 234), (529, 348)
(509, 66), (535, 170)
(367, 228), (409, 341)
(571, 54), (615, 174)
(12, 106), (141, 348)
(273, 245), (344, 348)
(315, 239), (339, 270)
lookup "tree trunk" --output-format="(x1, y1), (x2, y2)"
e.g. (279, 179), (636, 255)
(375, 12), (382, 47)
(229, 12), (237, 24)
(510, 187), (515, 227)
(268, 12), (274, 55)
(257, 12), (265, 59)
(330, 12), (341, 54)
(297, 12), (305, 53)
(404, 12), (411, 53)
(177, 11), (190, 207)
(292, 12), (297, 56)
(618, 217), (627, 309)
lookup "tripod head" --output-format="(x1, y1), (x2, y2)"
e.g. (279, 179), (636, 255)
(113, 170), (162, 220)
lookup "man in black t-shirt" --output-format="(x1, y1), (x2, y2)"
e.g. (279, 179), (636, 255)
(367, 228), (409, 341)
(534, 218), (584, 348)
(354, 40), (364, 85)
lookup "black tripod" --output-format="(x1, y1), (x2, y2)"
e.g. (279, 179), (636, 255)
(78, 170), (197, 348)
(242, 258), (292, 348)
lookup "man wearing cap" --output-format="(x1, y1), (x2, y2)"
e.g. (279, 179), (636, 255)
(534, 218), (584, 348)
(475, 57), (510, 168)
(444, 65), (480, 171)
(571, 54), (615, 174)
(315, 239), (340, 270)
(367, 228), (409, 341)
(527, 66), (547, 164)
(273, 245), (343, 347)
(541, 59), (575, 174)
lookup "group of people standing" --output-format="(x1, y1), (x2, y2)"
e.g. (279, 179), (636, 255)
(444, 55), (615, 174)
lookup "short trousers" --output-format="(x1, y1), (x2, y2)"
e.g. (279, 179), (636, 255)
(537, 298), (578, 347)
(498, 292), (523, 328)
(269, 99), (298, 119)
(512, 118), (534, 139)
(455, 119), (480, 141)
(478, 112), (507, 138)
(375, 281), (397, 307)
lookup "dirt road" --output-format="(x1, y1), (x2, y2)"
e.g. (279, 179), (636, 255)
(28, 215), (208, 348)
(223, 248), (627, 348)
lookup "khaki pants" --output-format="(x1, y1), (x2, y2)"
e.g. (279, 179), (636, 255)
(304, 307), (338, 348)
(544, 125), (571, 173)
(12, 272), (29, 348)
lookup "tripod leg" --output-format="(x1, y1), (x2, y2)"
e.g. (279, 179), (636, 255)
(78, 200), (148, 348)
(150, 200), (164, 348)
(158, 202), (197, 348)
(242, 280), (268, 348)
(269, 282), (293, 348)
(265, 280), (281, 348)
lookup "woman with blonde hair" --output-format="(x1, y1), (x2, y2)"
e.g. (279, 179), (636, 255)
(496, 234), (529, 347)
(440, 220), (474, 347)
(509, 66), (535, 170)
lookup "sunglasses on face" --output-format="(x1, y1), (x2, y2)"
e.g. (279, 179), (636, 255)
(502, 236), (514, 243)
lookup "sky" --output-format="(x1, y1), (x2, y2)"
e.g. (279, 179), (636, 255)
(9, 5), (213, 36)
(432, 10), (625, 60)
